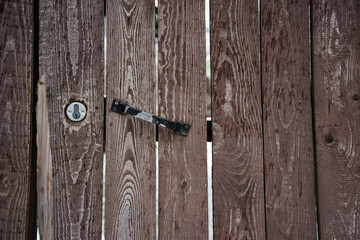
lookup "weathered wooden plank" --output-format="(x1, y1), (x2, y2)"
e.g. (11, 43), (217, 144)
(211, 0), (265, 239)
(0, 1), (34, 239)
(157, 0), (208, 239)
(261, 1), (318, 239)
(37, 77), (53, 240)
(312, 0), (360, 239)
(39, 0), (104, 239)
(105, 0), (156, 239)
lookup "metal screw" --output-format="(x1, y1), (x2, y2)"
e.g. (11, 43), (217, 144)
(66, 102), (87, 122)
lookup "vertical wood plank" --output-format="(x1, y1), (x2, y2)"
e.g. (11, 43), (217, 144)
(157, 0), (208, 239)
(211, 0), (265, 239)
(261, 1), (318, 239)
(0, 1), (34, 239)
(312, 0), (360, 239)
(105, 0), (156, 239)
(37, 78), (53, 239)
(39, 0), (104, 239)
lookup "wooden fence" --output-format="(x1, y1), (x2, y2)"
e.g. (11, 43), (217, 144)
(0, 0), (359, 239)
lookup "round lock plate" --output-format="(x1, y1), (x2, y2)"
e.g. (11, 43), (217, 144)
(66, 102), (87, 122)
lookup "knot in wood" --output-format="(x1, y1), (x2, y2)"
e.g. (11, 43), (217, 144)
(181, 180), (188, 189)
(324, 131), (335, 146)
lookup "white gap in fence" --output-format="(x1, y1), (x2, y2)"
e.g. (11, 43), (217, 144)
(205, 0), (213, 237)
(102, 14), (107, 240)
(154, 1), (160, 239)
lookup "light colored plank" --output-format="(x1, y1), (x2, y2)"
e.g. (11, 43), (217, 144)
(105, 0), (156, 239)
(39, 0), (104, 238)
(157, 0), (208, 239)
(37, 77), (53, 240)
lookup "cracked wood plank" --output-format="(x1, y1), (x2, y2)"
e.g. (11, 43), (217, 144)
(157, 0), (208, 239)
(0, 1), (34, 239)
(313, 0), (360, 239)
(261, 0), (317, 239)
(39, 0), (104, 239)
(105, 0), (156, 239)
(211, 0), (265, 239)
(37, 78), (53, 240)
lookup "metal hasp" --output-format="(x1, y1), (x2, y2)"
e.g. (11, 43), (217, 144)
(111, 99), (191, 136)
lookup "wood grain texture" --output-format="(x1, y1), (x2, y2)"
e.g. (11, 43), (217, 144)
(312, 0), (360, 239)
(39, 0), (104, 239)
(0, 1), (34, 239)
(37, 78), (53, 239)
(157, 0), (208, 239)
(211, 0), (265, 239)
(105, 0), (156, 239)
(261, 1), (317, 239)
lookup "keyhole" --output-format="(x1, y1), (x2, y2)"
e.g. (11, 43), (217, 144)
(66, 101), (86, 122)
(73, 104), (80, 119)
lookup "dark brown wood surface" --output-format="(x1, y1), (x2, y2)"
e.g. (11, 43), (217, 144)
(211, 0), (265, 239)
(105, 1), (156, 239)
(157, 0), (208, 239)
(261, 1), (317, 239)
(0, 1), (34, 239)
(39, 0), (104, 239)
(313, 0), (360, 239)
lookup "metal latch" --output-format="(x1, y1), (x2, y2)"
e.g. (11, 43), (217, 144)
(111, 99), (191, 136)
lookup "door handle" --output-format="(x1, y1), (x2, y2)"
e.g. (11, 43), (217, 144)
(111, 99), (191, 136)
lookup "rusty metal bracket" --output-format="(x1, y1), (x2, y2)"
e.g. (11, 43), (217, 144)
(111, 99), (191, 136)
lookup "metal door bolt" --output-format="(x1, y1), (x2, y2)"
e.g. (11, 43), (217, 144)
(66, 102), (87, 122)
(111, 99), (191, 136)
